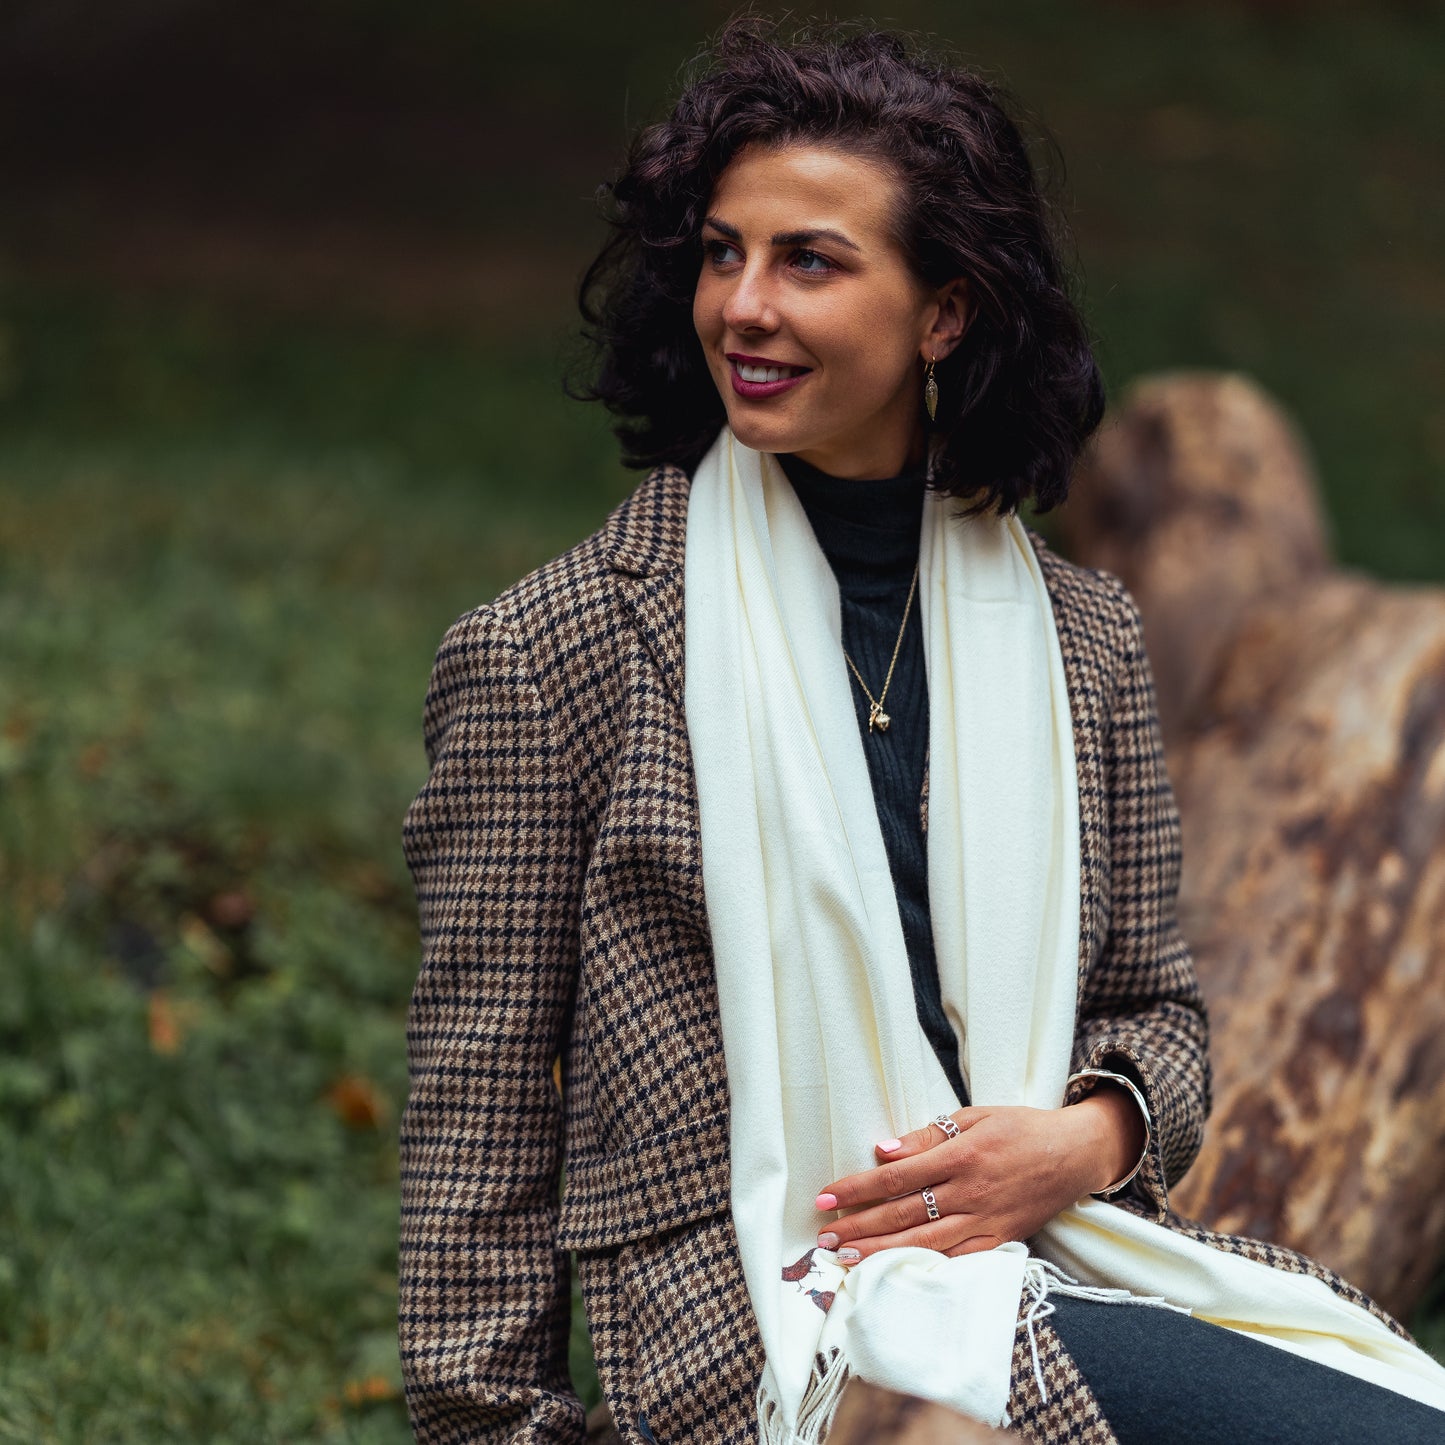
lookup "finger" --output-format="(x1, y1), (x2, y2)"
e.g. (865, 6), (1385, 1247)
(875, 1107), (982, 1160)
(819, 1187), (935, 1247)
(831, 1214), (980, 1263)
(873, 1122), (940, 1160)
(944, 1233), (1004, 1257)
(817, 1151), (948, 1212)
(821, 1126), (980, 1210)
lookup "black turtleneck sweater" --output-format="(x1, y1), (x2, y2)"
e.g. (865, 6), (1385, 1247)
(779, 451), (969, 1107)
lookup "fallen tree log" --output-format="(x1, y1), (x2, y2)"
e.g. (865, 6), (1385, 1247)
(1059, 372), (1445, 1319)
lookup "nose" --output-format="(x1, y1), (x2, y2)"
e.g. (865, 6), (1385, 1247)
(721, 257), (779, 334)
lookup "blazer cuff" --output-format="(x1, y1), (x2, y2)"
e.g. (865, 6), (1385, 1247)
(1066, 1068), (1153, 1199)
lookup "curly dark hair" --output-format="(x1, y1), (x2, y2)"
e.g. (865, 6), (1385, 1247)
(574, 16), (1104, 514)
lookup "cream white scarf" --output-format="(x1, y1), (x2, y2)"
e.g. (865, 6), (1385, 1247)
(682, 427), (1445, 1440)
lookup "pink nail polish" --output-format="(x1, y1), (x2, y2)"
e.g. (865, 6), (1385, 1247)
(815, 1192), (838, 1211)
(878, 1138), (903, 1154)
(838, 1247), (861, 1263)
(817, 1232), (839, 1250)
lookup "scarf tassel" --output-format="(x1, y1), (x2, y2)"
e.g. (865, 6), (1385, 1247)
(758, 1349), (850, 1445)
(1019, 1259), (1189, 1407)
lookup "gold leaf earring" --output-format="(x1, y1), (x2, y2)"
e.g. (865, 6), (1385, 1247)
(924, 353), (939, 422)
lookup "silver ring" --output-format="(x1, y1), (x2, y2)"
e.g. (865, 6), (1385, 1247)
(921, 1186), (941, 1221)
(932, 1114), (961, 1140)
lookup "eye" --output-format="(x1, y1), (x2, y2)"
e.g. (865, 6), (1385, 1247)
(703, 238), (741, 266)
(792, 249), (836, 275)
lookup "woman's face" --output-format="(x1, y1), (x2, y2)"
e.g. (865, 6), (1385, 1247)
(692, 142), (966, 479)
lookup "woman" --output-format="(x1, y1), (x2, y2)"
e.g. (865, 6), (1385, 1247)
(399, 19), (1445, 1444)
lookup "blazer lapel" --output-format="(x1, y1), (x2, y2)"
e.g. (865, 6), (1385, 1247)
(607, 465), (690, 706)
(620, 571), (685, 706)
(1040, 564), (1111, 983)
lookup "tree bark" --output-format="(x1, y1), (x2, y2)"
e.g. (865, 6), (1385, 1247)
(1059, 372), (1445, 1319)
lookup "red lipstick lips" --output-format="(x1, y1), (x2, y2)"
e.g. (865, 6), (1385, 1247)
(726, 354), (811, 400)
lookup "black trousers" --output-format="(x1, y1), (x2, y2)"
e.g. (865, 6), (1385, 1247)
(1048, 1296), (1445, 1444)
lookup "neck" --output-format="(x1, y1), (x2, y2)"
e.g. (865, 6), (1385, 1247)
(781, 450), (927, 490)
(789, 430), (925, 481)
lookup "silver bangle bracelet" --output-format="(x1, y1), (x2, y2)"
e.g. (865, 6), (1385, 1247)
(1066, 1068), (1152, 1198)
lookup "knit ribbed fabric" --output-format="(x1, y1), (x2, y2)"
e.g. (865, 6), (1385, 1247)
(780, 451), (968, 1107)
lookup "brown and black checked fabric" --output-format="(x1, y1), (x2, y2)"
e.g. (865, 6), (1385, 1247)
(1042, 572), (1210, 1212)
(1007, 1301), (1119, 1445)
(400, 463), (1406, 1444)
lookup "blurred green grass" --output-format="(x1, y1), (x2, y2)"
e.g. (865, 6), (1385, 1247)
(2, 2), (1445, 1437)
(0, 288), (630, 1442)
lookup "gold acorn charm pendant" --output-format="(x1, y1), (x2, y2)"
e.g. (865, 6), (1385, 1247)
(869, 703), (891, 733)
(924, 359), (938, 422)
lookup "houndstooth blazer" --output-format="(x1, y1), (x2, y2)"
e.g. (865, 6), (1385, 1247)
(399, 463), (1405, 1445)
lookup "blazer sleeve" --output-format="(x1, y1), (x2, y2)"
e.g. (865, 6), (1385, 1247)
(399, 604), (587, 1444)
(1065, 583), (1211, 1221)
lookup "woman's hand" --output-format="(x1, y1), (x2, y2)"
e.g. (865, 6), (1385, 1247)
(813, 1091), (1145, 1261)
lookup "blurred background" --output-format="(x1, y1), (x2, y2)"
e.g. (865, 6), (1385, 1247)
(1, 1), (1442, 1440)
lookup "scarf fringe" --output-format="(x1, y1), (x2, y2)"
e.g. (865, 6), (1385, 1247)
(1020, 1258), (1189, 1404)
(759, 1262), (1189, 1438)
(759, 1350), (850, 1445)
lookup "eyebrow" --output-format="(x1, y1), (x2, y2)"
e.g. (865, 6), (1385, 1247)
(703, 214), (862, 254)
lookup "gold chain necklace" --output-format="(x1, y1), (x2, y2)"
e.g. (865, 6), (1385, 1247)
(843, 561), (919, 733)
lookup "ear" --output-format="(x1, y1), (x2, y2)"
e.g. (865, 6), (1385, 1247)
(923, 278), (970, 362)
